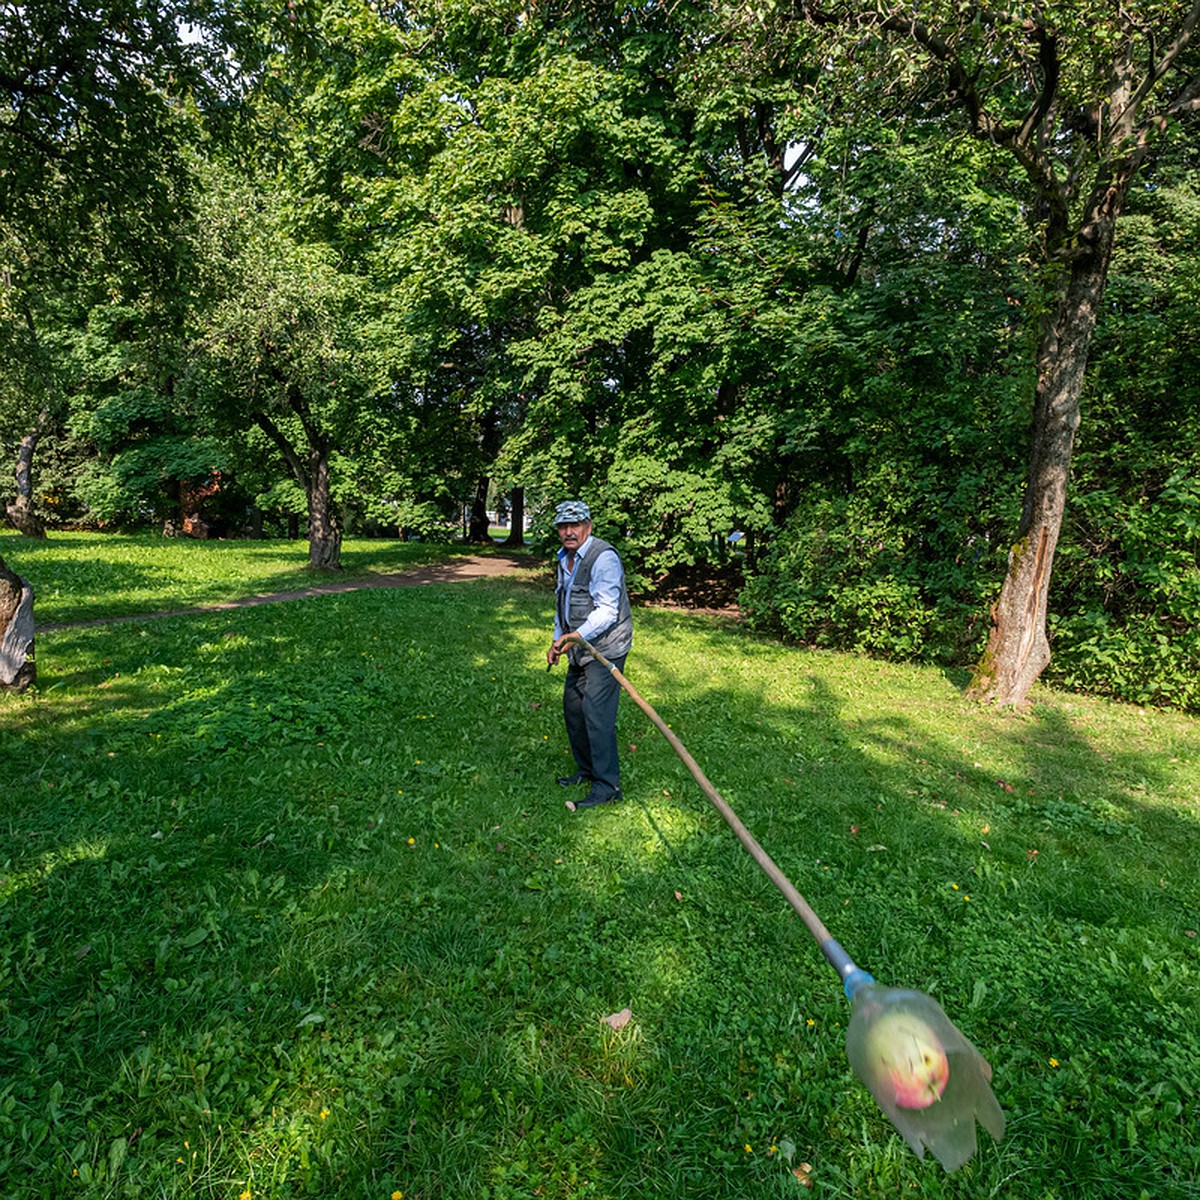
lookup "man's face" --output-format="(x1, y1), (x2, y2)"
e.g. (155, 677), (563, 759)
(556, 519), (592, 553)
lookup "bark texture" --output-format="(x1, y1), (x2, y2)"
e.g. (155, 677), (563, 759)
(969, 208), (1121, 705)
(0, 554), (36, 690)
(254, 409), (343, 571)
(504, 486), (526, 547)
(5, 404), (51, 539)
(307, 446), (343, 571)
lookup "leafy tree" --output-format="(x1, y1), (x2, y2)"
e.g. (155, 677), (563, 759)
(187, 171), (379, 569)
(774, 0), (1200, 706)
(0, 0), (214, 536)
(733, 121), (1035, 659)
(66, 303), (233, 530)
(0, 242), (61, 536)
(280, 0), (761, 569)
(1047, 161), (1200, 707)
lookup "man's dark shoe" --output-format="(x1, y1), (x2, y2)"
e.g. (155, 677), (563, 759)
(556, 771), (590, 787)
(566, 787), (622, 813)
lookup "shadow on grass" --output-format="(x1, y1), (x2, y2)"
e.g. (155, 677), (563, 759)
(1, 584), (1197, 1198)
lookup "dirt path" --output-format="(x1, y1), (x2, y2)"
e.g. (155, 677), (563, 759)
(38, 553), (530, 631)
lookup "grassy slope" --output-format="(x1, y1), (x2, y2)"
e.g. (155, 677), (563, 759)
(1, 535), (1198, 1199)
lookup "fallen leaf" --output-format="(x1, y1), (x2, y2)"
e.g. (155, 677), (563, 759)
(849, 825), (859, 835)
(793, 1161), (813, 1187)
(602, 1007), (632, 1030)
(1186, 930), (1197, 938)
(674, 890), (683, 901)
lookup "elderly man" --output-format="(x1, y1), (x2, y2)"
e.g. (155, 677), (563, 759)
(546, 500), (633, 811)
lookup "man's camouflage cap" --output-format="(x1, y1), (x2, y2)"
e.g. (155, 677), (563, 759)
(553, 500), (591, 525)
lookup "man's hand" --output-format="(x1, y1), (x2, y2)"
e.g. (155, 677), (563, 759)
(548, 632), (580, 666)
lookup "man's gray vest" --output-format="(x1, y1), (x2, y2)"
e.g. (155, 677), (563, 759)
(557, 536), (633, 665)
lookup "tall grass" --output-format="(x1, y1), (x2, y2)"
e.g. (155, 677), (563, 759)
(1, 535), (1198, 1198)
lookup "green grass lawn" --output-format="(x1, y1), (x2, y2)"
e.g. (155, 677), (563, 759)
(2, 535), (1199, 1198)
(2, 529), (527, 626)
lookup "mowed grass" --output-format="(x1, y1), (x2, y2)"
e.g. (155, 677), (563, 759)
(2, 529), (524, 626)
(1, 536), (1199, 1199)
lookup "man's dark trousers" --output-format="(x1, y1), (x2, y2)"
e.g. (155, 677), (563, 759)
(563, 654), (626, 796)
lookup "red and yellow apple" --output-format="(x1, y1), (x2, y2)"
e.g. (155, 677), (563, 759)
(863, 1010), (950, 1109)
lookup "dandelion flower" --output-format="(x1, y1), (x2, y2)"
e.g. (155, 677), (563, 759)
(744, 1143), (752, 1153)
(320, 1108), (329, 1120)
(1049, 1057), (1060, 1068)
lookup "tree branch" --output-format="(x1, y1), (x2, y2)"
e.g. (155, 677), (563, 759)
(253, 412), (310, 494)
(1141, 0), (1200, 90)
(793, 1), (1069, 233)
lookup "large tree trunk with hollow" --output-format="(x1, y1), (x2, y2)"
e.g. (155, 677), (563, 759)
(5, 404), (51, 539)
(0, 554), (36, 691)
(968, 203), (1122, 707)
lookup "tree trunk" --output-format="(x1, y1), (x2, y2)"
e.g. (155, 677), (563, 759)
(968, 213), (1120, 707)
(0, 554), (36, 691)
(466, 475), (491, 543)
(307, 445), (342, 570)
(504, 486), (526, 547)
(5, 404), (51, 539)
(253, 410), (340, 566)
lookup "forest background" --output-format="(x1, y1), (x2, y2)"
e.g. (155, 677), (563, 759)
(2, 0), (1199, 712)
